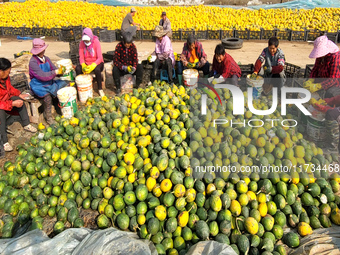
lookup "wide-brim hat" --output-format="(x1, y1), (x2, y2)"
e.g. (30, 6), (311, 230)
(31, 38), (48, 55)
(153, 25), (167, 38)
(309, 35), (339, 58)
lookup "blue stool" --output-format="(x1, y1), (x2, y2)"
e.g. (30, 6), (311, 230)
(160, 68), (176, 82)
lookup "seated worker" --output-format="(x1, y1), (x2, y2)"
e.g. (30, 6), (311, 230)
(150, 26), (175, 85)
(210, 44), (241, 86)
(29, 38), (67, 125)
(121, 7), (140, 37)
(306, 35), (340, 98)
(313, 96), (340, 152)
(75, 28), (105, 97)
(177, 34), (210, 85)
(159, 12), (172, 38)
(0, 58), (37, 152)
(113, 31), (143, 95)
(253, 36), (286, 90)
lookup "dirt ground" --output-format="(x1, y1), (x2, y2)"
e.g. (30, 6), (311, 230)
(0, 36), (317, 67)
(0, 36), (335, 164)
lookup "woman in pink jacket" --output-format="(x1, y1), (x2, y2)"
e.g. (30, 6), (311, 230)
(75, 28), (105, 96)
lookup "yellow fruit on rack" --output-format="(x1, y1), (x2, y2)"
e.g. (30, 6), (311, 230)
(1, 1), (339, 33)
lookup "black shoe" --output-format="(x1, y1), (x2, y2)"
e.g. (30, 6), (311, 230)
(116, 89), (121, 95)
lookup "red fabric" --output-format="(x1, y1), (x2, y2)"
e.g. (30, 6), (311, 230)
(254, 59), (262, 73)
(272, 65), (284, 74)
(212, 53), (241, 79)
(314, 103), (334, 113)
(325, 95), (340, 107)
(310, 52), (340, 90)
(113, 42), (138, 70)
(0, 77), (21, 111)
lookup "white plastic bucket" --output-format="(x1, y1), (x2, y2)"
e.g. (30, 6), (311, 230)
(76, 75), (93, 103)
(183, 69), (199, 89)
(57, 87), (78, 119)
(246, 74), (264, 99)
(56, 59), (74, 81)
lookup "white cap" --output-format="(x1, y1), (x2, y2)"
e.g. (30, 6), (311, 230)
(82, 35), (91, 41)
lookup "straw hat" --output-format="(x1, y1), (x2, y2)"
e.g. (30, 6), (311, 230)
(153, 26), (167, 38)
(309, 35), (339, 58)
(31, 38), (48, 55)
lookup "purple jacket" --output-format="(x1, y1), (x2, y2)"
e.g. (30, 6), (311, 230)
(155, 35), (175, 66)
(29, 56), (57, 81)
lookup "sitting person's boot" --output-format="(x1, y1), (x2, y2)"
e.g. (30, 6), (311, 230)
(42, 95), (56, 125)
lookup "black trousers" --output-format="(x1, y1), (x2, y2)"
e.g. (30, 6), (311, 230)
(151, 58), (173, 83)
(0, 96), (30, 143)
(75, 62), (104, 90)
(113, 64), (143, 90)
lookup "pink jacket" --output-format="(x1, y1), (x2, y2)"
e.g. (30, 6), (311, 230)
(79, 28), (103, 66)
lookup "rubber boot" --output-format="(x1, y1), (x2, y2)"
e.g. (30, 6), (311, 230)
(326, 119), (339, 152)
(178, 75), (183, 86)
(42, 95), (56, 126)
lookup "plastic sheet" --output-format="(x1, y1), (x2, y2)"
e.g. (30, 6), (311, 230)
(246, 0), (340, 10)
(0, 228), (157, 255)
(186, 241), (237, 255)
(289, 227), (340, 255)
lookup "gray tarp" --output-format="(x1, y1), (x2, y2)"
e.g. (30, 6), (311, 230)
(0, 228), (238, 255)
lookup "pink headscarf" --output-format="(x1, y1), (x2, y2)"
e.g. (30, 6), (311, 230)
(82, 28), (98, 57)
(309, 35), (339, 59)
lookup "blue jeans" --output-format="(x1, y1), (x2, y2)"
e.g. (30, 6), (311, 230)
(177, 61), (210, 76)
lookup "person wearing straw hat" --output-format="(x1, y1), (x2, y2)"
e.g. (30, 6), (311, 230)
(0, 58), (37, 152)
(305, 35), (340, 98)
(121, 7), (140, 37)
(150, 25), (175, 85)
(75, 28), (105, 97)
(29, 38), (67, 125)
(159, 11), (172, 38)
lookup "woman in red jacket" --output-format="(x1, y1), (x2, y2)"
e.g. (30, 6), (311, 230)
(0, 58), (37, 152)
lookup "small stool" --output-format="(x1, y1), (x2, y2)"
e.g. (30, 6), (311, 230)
(160, 68), (176, 82)
(90, 67), (106, 90)
(24, 99), (43, 124)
